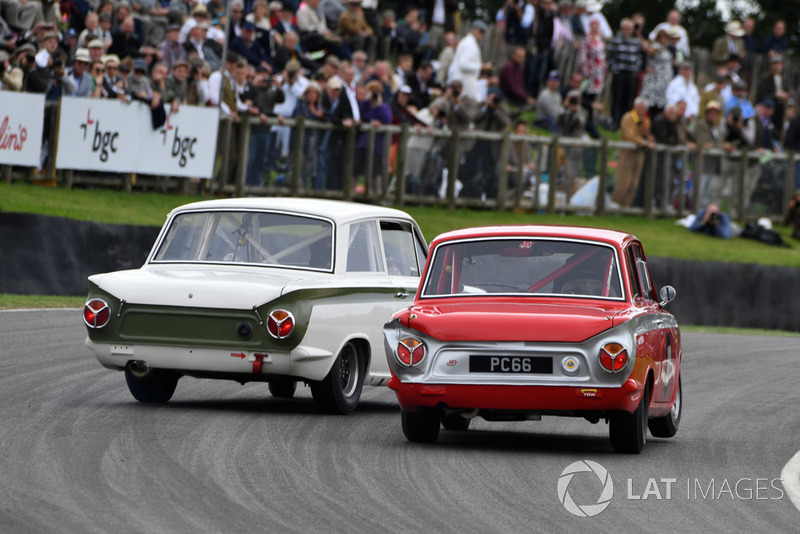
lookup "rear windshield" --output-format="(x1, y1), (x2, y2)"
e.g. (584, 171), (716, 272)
(421, 238), (623, 299)
(152, 210), (334, 271)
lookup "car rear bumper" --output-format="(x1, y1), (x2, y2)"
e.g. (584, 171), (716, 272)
(388, 376), (644, 414)
(86, 337), (334, 381)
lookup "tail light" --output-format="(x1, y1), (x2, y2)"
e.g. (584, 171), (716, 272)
(599, 342), (628, 372)
(397, 337), (426, 367)
(267, 309), (294, 339)
(83, 299), (111, 328)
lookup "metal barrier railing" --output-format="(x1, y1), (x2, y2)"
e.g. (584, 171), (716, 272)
(2, 100), (796, 222)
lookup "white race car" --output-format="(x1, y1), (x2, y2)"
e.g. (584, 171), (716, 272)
(83, 198), (427, 414)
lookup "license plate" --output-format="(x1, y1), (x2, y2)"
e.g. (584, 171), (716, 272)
(469, 356), (552, 374)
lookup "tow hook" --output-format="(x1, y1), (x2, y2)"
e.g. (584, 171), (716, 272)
(253, 353), (265, 374)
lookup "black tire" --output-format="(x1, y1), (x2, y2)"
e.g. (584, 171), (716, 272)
(268, 379), (297, 399)
(124, 365), (179, 404)
(609, 380), (650, 454)
(311, 341), (364, 414)
(401, 409), (441, 443)
(649, 376), (682, 438)
(441, 414), (471, 431)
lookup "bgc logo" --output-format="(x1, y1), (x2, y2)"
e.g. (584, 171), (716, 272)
(557, 460), (614, 517)
(160, 122), (198, 168)
(80, 110), (118, 162)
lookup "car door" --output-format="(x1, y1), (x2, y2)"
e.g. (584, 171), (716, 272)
(380, 219), (428, 307)
(625, 243), (676, 406)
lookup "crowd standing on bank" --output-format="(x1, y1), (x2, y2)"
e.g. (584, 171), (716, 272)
(1, 0), (799, 213)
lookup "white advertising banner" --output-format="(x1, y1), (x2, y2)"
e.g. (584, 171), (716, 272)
(56, 98), (141, 172)
(56, 98), (219, 178)
(138, 106), (219, 178)
(0, 92), (45, 167)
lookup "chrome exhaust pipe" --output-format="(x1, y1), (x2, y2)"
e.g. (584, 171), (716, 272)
(128, 360), (151, 378)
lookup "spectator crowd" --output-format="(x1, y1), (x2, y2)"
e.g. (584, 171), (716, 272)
(1, 0), (798, 213)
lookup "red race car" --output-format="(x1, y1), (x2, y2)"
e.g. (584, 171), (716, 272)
(384, 225), (681, 453)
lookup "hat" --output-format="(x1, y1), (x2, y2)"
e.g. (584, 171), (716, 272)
(194, 22), (210, 30)
(98, 12), (112, 21)
(327, 77), (342, 89)
(567, 89), (582, 99)
(102, 53), (120, 64)
(118, 63), (130, 73)
(667, 25), (682, 39)
(732, 79), (747, 90)
(324, 55), (341, 68)
(487, 86), (503, 97)
(166, 23), (180, 32)
(42, 31), (59, 41)
(303, 80), (321, 95)
(347, 0), (362, 4)
(281, 1), (295, 11)
(726, 52), (740, 63)
(677, 61), (692, 70)
(760, 98), (775, 108)
(173, 59), (190, 69)
(87, 38), (104, 48)
(74, 48), (91, 63)
(241, 20), (256, 31)
(399, 84), (412, 94)
(471, 20), (488, 32)
(132, 58), (148, 72)
(558, 0), (573, 7)
(770, 54), (784, 63)
(192, 4), (208, 15)
(714, 72), (729, 82)
(584, 0), (602, 13)
(548, 69), (560, 80)
(66, 28), (77, 36)
(285, 59), (301, 72)
(724, 20), (745, 37)
(705, 100), (720, 112)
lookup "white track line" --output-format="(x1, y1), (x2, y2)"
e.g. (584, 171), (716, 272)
(782, 450), (800, 513)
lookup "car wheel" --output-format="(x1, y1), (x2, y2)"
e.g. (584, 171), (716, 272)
(124, 364), (179, 404)
(648, 376), (682, 438)
(268, 379), (297, 399)
(609, 380), (650, 454)
(401, 409), (440, 443)
(310, 341), (364, 414)
(441, 414), (471, 431)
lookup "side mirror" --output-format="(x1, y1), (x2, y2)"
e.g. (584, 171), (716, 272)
(659, 285), (676, 307)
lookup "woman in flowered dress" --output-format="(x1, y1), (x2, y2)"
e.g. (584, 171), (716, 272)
(579, 19), (607, 129)
(639, 29), (674, 118)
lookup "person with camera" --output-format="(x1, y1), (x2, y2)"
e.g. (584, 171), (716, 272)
(613, 96), (654, 207)
(558, 89), (585, 192)
(688, 202), (733, 239)
(459, 86), (510, 200)
(355, 79), (393, 194)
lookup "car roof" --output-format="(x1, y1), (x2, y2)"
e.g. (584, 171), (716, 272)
(431, 225), (637, 248)
(167, 197), (417, 225)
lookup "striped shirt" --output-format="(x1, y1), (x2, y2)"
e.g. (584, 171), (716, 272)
(606, 35), (642, 74)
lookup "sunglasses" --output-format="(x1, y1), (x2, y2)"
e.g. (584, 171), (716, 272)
(94, 67), (105, 73)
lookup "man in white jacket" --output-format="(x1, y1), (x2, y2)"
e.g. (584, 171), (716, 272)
(666, 62), (700, 122)
(447, 19), (489, 103)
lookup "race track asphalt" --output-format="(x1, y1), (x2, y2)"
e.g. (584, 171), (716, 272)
(0, 310), (798, 532)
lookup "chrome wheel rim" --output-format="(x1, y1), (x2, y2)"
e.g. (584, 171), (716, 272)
(339, 344), (359, 397)
(671, 380), (682, 421)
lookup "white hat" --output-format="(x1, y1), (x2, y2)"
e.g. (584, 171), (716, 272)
(724, 20), (745, 37)
(584, 0), (602, 13)
(74, 48), (91, 63)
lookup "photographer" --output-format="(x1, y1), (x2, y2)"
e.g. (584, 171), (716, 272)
(356, 79), (393, 195)
(689, 202), (733, 239)
(459, 86), (511, 200)
(558, 89), (586, 190)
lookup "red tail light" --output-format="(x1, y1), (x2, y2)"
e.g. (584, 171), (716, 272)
(83, 299), (111, 328)
(267, 309), (294, 339)
(397, 337), (426, 367)
(599, 342), (628, 372)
